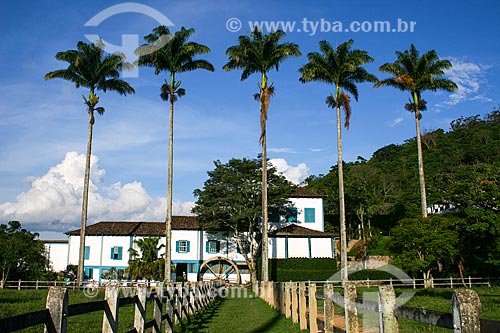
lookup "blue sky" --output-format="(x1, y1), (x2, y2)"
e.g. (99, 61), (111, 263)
(1, 0), (499, 239)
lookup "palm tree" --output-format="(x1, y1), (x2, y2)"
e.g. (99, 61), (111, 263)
(376, 44), (457, 218)
(127, 237), (164, 281)
(136, 26), (214, 282)
(223, 27), (301, 282)
(45, 40), (134, 286)
(299, 40), (377, 284)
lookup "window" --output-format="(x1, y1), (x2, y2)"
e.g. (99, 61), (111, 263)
(176, 240), (190, 253)
(304, 208), (316, 222)
(110, 246), (123, 260)
(206, 240), (220, 254)
(187, 263), (197, 273)
(84, 246), (90, 260)
(287, 207), (298, 222)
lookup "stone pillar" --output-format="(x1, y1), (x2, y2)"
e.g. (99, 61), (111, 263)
(102, 284), (120, 333)
(378, 285), (399, 333)
(299, 283), (308, 330)
(309, 283), (318, 333)
(44, 287), (68, 333)
(164, 283), (174, 333)
(344, 282), (360, 333)
(291, 282), (299, 324)
(176, 283), (183, 323)
(285, 282), (292, 318)
(324, 284), (335, 333)
(153, 283), (163, 333)
(134, 284), (147, 333)
(452, 289), (482, 333)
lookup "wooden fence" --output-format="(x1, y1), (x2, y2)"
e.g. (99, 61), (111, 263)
(0, 280), (225, 333)
(254, 281), (500, 333)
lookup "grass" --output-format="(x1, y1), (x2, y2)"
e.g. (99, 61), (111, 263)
(0, 288), (154, 333)
(1, 286), (499, 332)
(174, 288), (306, 332)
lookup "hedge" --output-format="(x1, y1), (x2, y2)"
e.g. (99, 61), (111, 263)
(258, 258), (339, 281)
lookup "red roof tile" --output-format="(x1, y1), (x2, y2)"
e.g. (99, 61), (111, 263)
(66, 216), (199, 236)
(271, 223), (334, 237)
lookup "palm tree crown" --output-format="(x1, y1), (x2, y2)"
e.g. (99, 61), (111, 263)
(45, 40), (134, 96)
(376, 44), (457, 118)
(299, 39), (377, 126)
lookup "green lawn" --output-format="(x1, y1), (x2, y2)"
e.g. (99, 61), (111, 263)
(175, 289), (306, 332)
(1, 286), (499, 332)
(0, 288), (154, 333)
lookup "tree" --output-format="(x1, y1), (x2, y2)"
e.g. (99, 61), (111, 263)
(376, 44), (457, 218)
(390, 215), (459, 287)
(45, 41), (135, 285)
(299, 39), (377, 284)
(192, 157), (295, 282)
(223, 28), (301, 281)
(137, 26), (214, 282)
(0, 221), (49, 288)
(126, 237), (164, 281)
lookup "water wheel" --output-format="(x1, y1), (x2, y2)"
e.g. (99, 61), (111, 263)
(198, 256), (240, 284)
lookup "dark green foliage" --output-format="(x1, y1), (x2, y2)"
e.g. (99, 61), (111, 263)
(349, 269), (398, 281)
(0, 221), (51, 285)
(193, 157), (296, 281)
(257, 258), (338, 281)
(306, 110), (500, 276)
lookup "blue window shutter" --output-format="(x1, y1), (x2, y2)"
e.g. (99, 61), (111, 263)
(118, 247), (122, 260)
(110, 247), (114, 259)
(305, 208), (315, 222)
(287, 208), (298, 222)
(186, 241), (190, 253)
(84, 246), (90, 260)
(206, 241), (209, 253)
(176, 240), (180, 253)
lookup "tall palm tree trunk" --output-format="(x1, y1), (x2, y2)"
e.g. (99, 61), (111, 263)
(165, 94), (174, 282)
(261, 130), (269, 282)
(77, 110), (94, 286)
(415, 116), (428, 218)
(413, 92), (428, 218)
(336, 103), (348, 284)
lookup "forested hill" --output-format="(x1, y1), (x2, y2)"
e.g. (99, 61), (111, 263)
(304, 109), (500, 277)
(305, 110), (500, 233)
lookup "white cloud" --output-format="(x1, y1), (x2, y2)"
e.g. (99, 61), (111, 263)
(388, 117), (404, 127)
(269, 158), (309, 185)
(438, 57), (491, 108)
(268, 147), (296, 154)
(0, 152), (194, 233)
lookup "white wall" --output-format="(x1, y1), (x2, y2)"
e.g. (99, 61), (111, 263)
(290, 197), (324, 232)
(287, 238), (309, 258)
(311, 238), (334, 258)
(44, 242), (69, 272)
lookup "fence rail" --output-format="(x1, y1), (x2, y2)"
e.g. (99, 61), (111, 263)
(254, 280), (500, 333)
(0, 280), (225, 333)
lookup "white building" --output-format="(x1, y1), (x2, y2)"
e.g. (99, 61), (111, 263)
(45, 190), (335, 283)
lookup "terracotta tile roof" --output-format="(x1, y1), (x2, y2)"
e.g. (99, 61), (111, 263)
(66, 216), (199, 236)
(293, 188), (324, 198)
(271, 223), (334, 237)
(41, 240), (68, 243)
